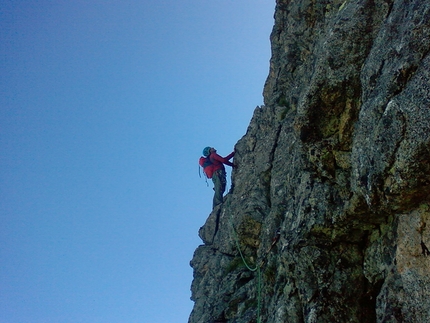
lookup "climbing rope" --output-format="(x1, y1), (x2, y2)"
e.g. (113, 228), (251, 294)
(227, 212), (281, 323)
(230, 219), (262, 323)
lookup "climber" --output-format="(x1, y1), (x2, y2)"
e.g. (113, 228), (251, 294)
(202, 146), (235, 209)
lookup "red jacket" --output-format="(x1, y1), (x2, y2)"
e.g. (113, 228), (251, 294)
(209, 151), (235, 172)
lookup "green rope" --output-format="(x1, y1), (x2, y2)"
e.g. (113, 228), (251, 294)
(230, 219), (262, 323)
(232, 226), (258, 272)
(257, 267), (261, 323)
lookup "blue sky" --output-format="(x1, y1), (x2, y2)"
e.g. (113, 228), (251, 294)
(0, 1), (274, 322)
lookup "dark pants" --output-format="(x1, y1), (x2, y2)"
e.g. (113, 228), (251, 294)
(212, 169), (226, 209)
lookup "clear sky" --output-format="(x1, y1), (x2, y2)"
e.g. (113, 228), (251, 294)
(0, 1), (274, 322)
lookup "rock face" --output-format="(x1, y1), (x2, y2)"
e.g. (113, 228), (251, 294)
(189, 0), (430, 322)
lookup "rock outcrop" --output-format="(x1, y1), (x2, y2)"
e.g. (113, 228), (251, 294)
(189, 0), (430, 322)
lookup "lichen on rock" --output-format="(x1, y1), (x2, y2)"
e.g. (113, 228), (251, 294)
(189, 1), (430, 322)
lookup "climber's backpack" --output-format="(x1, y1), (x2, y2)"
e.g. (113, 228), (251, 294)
(199, 156), (214, 179)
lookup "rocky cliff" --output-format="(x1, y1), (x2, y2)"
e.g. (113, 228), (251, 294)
(189, 0), (430, 322)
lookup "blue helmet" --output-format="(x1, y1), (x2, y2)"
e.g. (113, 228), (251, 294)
(202, 146), (211, 157)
